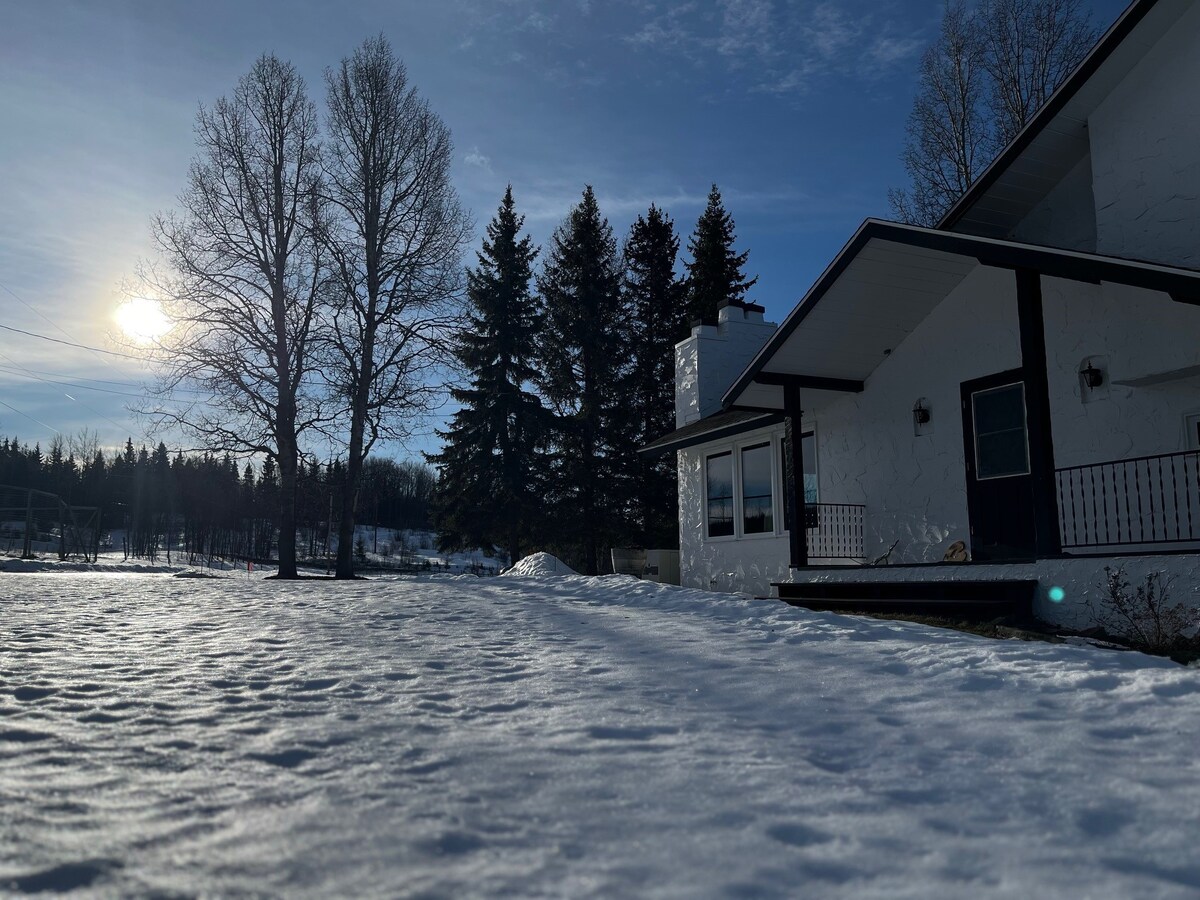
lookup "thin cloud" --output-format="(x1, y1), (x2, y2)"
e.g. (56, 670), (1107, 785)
(626, 0), (925, 95)
(463, 147), (493, 174)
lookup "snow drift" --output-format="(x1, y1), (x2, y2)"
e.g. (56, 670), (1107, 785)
(502, 552), (577, 577)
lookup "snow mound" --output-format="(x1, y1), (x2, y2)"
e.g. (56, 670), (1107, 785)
(502, 552), (577, 577)
(0, 556), (181, 574)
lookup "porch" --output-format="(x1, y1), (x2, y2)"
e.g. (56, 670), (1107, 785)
(799, 447), (1200, 564)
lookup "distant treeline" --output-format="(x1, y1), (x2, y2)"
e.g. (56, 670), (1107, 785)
(0, 435), (433, 563)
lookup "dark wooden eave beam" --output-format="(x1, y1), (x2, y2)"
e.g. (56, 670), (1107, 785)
(754, 372), (864, 393)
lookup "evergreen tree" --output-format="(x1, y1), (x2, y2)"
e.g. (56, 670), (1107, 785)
(624, 205), (688, 547)
(537, 186), (631, 575)
(684, 184), (758, 326)
(431, 187), (547, 564)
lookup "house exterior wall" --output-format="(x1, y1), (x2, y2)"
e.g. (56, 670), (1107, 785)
(678, 269), (1200, 602)
(1089, 0), (1200, 268)
(812, 271), (1200, 565)
(814, 265), (1023, 563)
(1011, 153), (1097, 252)
(677, 422), (793, 597)
(1042, 278), (1200, 468)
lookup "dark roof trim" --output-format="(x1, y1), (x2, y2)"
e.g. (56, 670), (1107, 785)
(939, 0), (1158, 231)
(721, 218), (1200, 409)
(754, 372), (865, 393)
(639, 411), (784, 458)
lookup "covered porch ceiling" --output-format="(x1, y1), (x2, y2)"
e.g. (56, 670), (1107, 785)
(723, 219), (1200, 414)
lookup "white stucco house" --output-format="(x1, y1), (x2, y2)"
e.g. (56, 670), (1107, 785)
(642, 0), (1200, 626)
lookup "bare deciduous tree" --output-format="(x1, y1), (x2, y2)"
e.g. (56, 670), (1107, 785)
(145, 54), (326, 579)
(889, 0), (1097, 226)
(889, 1), (990, 227)
(322, 37), (471, 580)
(981, 0), (1098, 148)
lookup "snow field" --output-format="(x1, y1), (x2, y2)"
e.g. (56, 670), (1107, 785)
(1, 571), (1199, 897)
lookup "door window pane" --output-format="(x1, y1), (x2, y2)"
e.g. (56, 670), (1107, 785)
(741, 442), (774, 534)
(972, 383), (1030, 479)
(706, 452), (734, 537)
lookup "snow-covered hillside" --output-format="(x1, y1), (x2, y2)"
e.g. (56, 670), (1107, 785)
(2, 571), (1199, 897)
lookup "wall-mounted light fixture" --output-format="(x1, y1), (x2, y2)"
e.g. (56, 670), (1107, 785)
(913, 398), (931, 434)
(1080, 359), (1104, 389)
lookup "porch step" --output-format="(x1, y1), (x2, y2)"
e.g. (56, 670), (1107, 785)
(774, 579), (1038, 621)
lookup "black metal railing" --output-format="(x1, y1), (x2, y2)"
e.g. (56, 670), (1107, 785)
(805, 503), (865, 560)
(1055, 449), (1200, 549)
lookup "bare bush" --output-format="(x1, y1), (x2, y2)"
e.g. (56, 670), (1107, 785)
(1086, 567), (1198, 654)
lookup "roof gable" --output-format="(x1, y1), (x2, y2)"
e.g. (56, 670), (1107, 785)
(939, 0), (1191, 239)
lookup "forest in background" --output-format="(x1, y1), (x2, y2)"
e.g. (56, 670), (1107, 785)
(0, 434), (433, 565)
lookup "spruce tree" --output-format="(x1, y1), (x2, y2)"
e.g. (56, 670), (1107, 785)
(431, 187), (547, 565)
(624, 205), (688, 547)
(684, 184), (758, 325)
(537, 186), (631, 574)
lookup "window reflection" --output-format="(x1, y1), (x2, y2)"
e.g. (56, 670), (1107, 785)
(741, 442), (773, 534)
(706, 451), (734, 537)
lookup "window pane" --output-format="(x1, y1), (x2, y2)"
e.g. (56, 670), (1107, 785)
(972, 384), (1029, 479)
(780, 432), (817, 531)
(706, 452), (734, 537)
(741, 443), (773, 534)
(802, 432), (818, 504)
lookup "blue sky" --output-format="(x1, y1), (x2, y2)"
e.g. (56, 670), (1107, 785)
(0, 0), (1127, 460)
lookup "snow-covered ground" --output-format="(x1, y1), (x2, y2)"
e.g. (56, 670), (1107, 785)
(2, 571), (1199, 898)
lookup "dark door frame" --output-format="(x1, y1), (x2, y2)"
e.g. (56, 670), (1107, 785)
(960, 368), (1037, 561)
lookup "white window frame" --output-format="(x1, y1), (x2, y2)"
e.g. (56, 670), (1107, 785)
(1185, 412), (1200, 450)
(703, 449), (736, 541)
(700, 425), (806, 542)
(739, 439), (776, 538)
(971, 382), (1031, 481)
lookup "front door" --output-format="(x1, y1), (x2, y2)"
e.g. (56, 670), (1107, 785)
(961, 369), (1036, 560)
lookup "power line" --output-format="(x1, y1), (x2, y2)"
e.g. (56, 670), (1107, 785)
(0, 363), (149, 389)
(0, 351), (134, 434)
(0, 278), (149, 370)
(0, 363), (211, 398)
(0, 322), (145, 360)
(0, 397), (60, 436)
(0, 365), (152, 400)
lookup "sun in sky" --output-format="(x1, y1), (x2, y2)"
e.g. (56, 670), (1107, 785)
(114, 296), (172, 344)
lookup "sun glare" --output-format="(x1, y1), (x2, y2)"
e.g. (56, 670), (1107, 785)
(115, 297), (171, 344)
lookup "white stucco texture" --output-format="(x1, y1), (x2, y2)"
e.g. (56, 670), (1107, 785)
(1012, 153), (1097, 252)
(675, 305), (776, 427)
(1089, 0), (1200, 267)
(677, 424), (793, 598)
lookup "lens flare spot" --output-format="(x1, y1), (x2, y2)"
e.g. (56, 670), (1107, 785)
(1048, 585), (1066, 603)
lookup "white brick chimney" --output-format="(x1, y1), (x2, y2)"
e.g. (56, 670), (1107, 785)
(675, 301), (778, 427)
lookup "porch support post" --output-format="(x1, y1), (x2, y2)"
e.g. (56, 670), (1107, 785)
(1015, 268), (1063, 557)
(784, 383), (809, 568)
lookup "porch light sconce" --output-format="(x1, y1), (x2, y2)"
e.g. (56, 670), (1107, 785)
(1081, 360), (1104, 389)
(913, 399), (931, 426)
